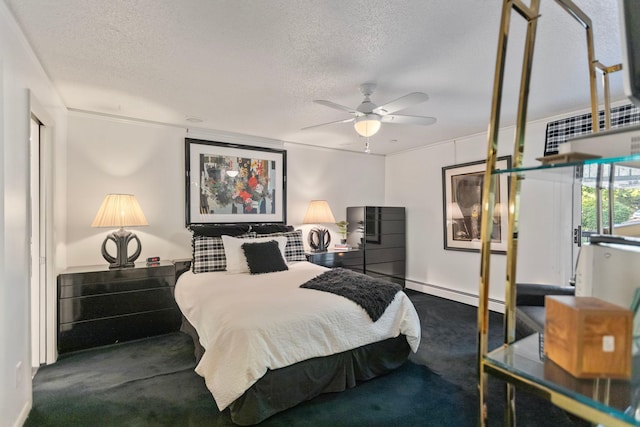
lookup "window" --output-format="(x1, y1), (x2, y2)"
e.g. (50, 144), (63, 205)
(544, 104), (640, 244)
(580, 163), (640, 243)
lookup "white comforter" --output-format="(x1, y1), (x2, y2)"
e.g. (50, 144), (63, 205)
(174, 261), (421, 410)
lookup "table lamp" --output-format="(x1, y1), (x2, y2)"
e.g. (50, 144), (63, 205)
(303, 200), (336, 252)
(91, 194), (148, 269)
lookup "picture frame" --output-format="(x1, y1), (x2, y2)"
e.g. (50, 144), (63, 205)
(185, 138), (287, 225)
(442, 156), (511, 253)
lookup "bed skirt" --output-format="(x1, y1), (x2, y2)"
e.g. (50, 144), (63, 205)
(180, 316), (410, 425)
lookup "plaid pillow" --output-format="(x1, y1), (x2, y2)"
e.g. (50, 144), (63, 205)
(192, 232), (256, 273)
(256, 229), (306, 262)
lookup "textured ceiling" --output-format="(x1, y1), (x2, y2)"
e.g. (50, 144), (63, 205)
(4, 0), (626, 155)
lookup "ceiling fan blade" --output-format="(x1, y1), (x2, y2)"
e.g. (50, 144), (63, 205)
(301, 117), (355, 130)
(381, 114), (437, 126)
(314, 100), (359, 114)
(373, 92), (429, 115)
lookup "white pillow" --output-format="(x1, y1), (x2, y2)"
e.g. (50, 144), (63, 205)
(221, 235), (288, 274)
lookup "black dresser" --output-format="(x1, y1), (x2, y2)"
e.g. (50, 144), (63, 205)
(346, 206), (406, 287)
(57, 261), (181, 353)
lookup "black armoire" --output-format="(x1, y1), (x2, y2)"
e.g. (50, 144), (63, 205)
(346, 206), (406, 287)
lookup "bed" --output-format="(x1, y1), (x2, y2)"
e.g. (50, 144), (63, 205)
(175, 225), (421, 425)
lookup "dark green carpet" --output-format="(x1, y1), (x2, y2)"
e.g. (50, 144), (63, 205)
(25, 291), (587, 426)
(25, 332), (475, 426)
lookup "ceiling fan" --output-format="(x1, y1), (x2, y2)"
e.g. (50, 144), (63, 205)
(303, 83), (437, 141)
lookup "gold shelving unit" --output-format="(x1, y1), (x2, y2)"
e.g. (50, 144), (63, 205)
(477, 1), (636, 426)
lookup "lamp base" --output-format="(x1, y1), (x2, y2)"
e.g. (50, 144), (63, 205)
(101, 228), (142, 269)
(308, 227), (331, 252)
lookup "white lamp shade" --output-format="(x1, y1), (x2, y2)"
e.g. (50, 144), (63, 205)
(354, 115), (381, 137)
(91, 194), (149, 228)
(303, 200), (336, 224)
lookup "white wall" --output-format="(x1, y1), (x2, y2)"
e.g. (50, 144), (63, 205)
(386, 114), (584, 309)
(65, 112), (386, 267)
(285, 141), (386, 248)
(2, 5), (620, 426)
(0, 2), (67, 426)
(66, 102), (598, 310)
(66, 113), (189, 266)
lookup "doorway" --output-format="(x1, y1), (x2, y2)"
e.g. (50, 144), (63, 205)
(30, 114), (46, 368)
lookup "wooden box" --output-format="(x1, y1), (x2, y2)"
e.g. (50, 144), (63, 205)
(544, 296), (632, 379)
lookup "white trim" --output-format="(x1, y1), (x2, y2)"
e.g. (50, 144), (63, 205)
(282, 140), (385, 157)
(405, 279), (505, 313)
(68, 108), (384, 156)
(13, 400), (31, 427)
(68, 108), (285, 149)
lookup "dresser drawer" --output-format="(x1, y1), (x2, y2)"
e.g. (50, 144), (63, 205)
(59, 264), (174, 297)
(59, 287), (177, 324)
(306, 250), (363, 269)
(57, 261), (180, 353)
(58, 309), (182, 353)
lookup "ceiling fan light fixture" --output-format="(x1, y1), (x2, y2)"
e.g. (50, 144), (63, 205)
(354, 114), (381, 137)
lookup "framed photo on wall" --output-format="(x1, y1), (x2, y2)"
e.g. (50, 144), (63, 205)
(442, 156), (511, 253)
(185, 138), (287, 225)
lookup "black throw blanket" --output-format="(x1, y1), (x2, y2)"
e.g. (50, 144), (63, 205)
(300, 268), (402, 322)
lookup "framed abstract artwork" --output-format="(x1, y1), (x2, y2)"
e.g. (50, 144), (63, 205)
(185, 138), (287, 225)
(442, 156), (511, 253)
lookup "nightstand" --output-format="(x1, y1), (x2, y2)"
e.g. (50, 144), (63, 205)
(57, 261), (181, 353)
(305, 249), (364, 273)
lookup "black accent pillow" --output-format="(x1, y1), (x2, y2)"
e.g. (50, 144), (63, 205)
(250, 224), (294, 234)
(241, 240), (289, 275)
(189, 224), (250, 237)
